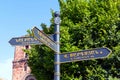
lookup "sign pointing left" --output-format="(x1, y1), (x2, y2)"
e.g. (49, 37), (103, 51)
(9, 37), (42, 46)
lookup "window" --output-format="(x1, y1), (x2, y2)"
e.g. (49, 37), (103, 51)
(24, 63), (27, 71)
(25, 53), (28, 58)
(25, 45), (29, 49)
(25, 45), (29, 58)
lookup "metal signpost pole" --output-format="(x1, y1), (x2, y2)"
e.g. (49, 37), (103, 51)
(54, 11), (60, 80)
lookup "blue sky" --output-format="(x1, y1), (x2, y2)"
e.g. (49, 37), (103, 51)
(0, 0), (59, 79)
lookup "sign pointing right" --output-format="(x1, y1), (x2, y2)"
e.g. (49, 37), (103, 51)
(60, 47), (111, 63)
(32, 27), (57, 52)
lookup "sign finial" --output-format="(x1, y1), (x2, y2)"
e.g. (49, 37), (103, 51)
(54, 11), (60, 17)
(54, 11), (60, 25)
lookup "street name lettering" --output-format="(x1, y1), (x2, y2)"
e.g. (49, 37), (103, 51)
(60, 48), (111, 63)
(15, 37), (37, 42)
(15, 37), (39, 45)
(9, 34), (54, 46)
(37, 30), (53, 46)
(32, 27), (57, 52)
(9, 37), (42, 46)
(63, 50), (102, 58)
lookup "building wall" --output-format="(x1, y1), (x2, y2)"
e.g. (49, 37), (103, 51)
(12, 46), (35, 80)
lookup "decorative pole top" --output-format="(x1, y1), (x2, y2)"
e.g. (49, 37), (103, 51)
(54, 11), (60, 25)
(54, 11), (60, 17)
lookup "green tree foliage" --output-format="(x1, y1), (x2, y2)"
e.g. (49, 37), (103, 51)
(25, 0), (120, 79)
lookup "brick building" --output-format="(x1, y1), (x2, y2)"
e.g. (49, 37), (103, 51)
(12, 46), (36, 80)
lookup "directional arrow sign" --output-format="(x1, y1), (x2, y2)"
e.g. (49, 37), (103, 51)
(32, 27), (57, 52)
(60, 47), (111, 63)
(9, 37), (42, 46)
(9, 34), (54, 46)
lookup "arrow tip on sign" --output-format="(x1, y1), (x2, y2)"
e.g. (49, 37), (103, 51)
(9, 38), (13, 45)
(104, 47), (112, 57)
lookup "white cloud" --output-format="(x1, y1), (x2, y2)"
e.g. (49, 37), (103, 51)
(0, 58), (12, 80)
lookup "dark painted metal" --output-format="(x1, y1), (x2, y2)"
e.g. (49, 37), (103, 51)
(54, 11), (60, 80)
(32, 27), (57, 52)
(60, 48), (111, 63)
(9, 34), (54, 46)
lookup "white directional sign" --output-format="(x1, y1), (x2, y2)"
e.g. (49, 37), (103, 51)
(32, 27), (57, 52)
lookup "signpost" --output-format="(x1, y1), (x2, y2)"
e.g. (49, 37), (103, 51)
(9, 11), (112, 80)
(9, 34), (54, 46)
(32, 12), (61, 80)
(32, 27), (57, 52)
(60, 47), (111, 63)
